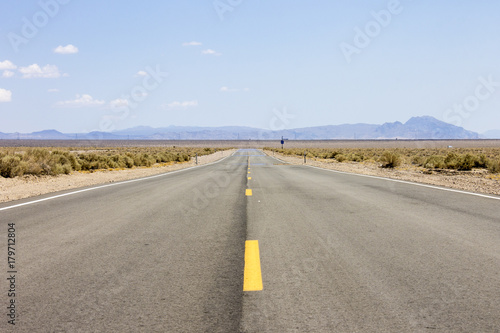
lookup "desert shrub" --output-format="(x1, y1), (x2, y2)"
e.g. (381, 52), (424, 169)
(444, 153), (460, 169)
(123, 156), (134, 168)
(348, 153), (364, 162)
(318, 151), (338, 159)
(412, 155), (425, 165)
(54, 154), (70, 166)
(156, 152), (176, 163)
(335, 154), (346, 162)
(0, 155), (25, 177)
(457, 153), (475, 171)
(128, 153), (141, 166)
(175, 154), (190, 162)
(140, 153), (156, 167)
(475, 154), (488, 168)
(442, 152), (489, 170)
(29, 148), (50, 160)
(424, 155), (445, 169)
(24, 160), (43, 175)
(329, 151), (340, 159)
(487, 159), (500, 173)
(50, 163), (64, 175)
(25, 150), (70, 175)
(380, 151), (401, 168)
(65, 154), (81, 171)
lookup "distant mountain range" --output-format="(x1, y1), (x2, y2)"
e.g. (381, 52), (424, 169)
(0, 116), (496, 140)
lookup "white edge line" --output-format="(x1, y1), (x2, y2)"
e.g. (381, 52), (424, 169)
(262, 150), (500, 201)
(0, 152), (234, 212)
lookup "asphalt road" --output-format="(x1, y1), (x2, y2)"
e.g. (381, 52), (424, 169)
(1, 149), (499, 332)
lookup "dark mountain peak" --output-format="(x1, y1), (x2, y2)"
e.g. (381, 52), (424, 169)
(405, 116), (444, 127)
(400, 115), (478, 139)
(380, 120), (403, 128)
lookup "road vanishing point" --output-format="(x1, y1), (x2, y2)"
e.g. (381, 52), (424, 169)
(1, 149), (499, 332)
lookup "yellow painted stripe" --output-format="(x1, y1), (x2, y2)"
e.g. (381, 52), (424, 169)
(243, 240), (263, 291)
(248, 177), (252, 180)
(248, 171), (251, 174)
(245, 189), (252, 196)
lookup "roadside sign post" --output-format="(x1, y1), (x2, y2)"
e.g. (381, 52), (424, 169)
(196, 153), (198, 165)
(304, 151), (306, 164)
(281, 136), (284, 149)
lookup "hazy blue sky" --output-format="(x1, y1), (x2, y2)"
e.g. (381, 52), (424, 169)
(1, 0), (499, 133)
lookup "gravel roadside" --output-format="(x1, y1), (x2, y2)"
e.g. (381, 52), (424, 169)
(0, 149), (236, 203)
(265, 150), (500, 196)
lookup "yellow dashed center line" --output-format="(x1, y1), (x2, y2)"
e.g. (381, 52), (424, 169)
(245, 189), (252, 196)
(243, 240), (263, 291)
(248, 177), (251, 180)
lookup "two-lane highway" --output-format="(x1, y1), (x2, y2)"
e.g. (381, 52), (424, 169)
(1, 149), (499, 332)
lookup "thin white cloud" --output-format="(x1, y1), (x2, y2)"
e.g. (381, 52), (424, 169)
(47, 88), (59, 93)
(136, 70), (147, 77)
(55, 94), (105, 108)
(0, 88), (12, 102)
(54, 44), (79, 54)
(19, 64), (61, 79)
(2, 71), (15, 78)
(164, 100), (198, 108)
(202, 49), (222, 56)
(0, 60), (17, 70)
(220, 86), (250, 92)
(183, 41), (202, 46)
(109, 98), (129, 108)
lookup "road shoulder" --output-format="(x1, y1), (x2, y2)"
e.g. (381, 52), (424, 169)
(264, 150), (500, 196)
